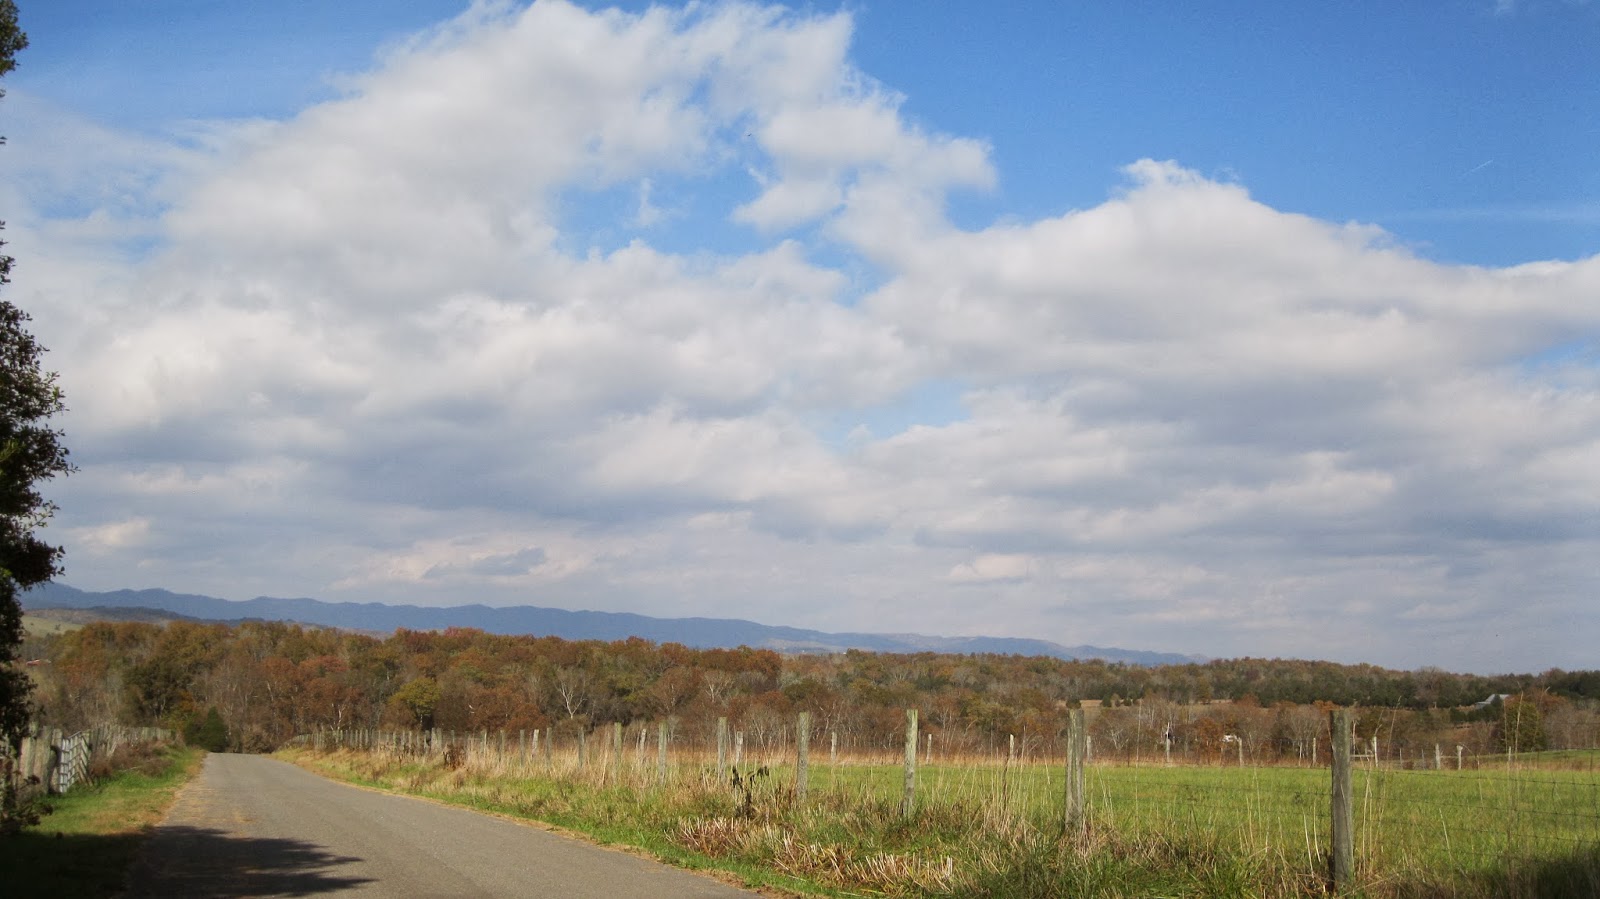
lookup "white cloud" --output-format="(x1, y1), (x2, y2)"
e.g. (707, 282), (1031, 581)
(948, 553), (1036, 584)
(70, 518), (153, 554)
(11, 1), (1599, 672)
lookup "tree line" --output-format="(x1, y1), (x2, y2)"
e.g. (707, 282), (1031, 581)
(19, 618), (1599, 759)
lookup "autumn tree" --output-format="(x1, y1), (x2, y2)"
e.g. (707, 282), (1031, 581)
(1495, 694), (1549, 754)
(390, 677), (441, 731)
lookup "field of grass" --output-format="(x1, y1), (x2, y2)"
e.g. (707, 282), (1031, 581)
(0, 744), (203, 897)
(20, 612), (83, 637)
(282, 740), (1600, 898)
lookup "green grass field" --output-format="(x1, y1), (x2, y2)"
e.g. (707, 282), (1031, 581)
(1, 744), (203, 898)
(285, 741), (1600, 898)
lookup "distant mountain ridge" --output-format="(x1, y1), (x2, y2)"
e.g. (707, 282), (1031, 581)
(21, 583), (1202, 666)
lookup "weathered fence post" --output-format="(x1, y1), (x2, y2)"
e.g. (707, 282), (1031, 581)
(1065, 709), (1086, 835)
(734, 731), (744, 766)
(796, 711), (810, 802)
(578, 728), (588, 770)
(1330, 709), (1354, 892)
(830, 730), (837, 768)
(611, 722), (623, 779)
(901, 709), (918, 818)
(542, 728), (553, 771)
(716, 717), (728, 781)
(656, 720), (669, 784)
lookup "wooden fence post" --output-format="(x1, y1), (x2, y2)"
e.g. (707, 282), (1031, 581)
(796, 711), (810, 802)
(716, 717), (728, 781)
(612, 722), (623, 779)
(901, 709), (918, 818)
(1065, 709), (1086, 835)
(656, 720), (669, 784)
(1330, 708), (1354, 892)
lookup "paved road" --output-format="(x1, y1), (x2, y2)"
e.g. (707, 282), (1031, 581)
(125, 753), (762, 898)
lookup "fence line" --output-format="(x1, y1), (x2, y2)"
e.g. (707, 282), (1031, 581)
(295, 706), (1600, 894)
(12, 724), (176, 798)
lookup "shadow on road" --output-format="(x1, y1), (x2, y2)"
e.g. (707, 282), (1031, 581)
(124, 825), (374, 897)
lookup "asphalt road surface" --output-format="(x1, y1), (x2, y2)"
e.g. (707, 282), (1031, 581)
(125, 753), (763, 898)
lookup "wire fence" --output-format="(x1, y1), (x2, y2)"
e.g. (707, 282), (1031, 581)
(298, 707), (1600, 893)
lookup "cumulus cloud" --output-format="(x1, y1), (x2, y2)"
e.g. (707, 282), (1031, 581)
(11, 1), (1598, 672)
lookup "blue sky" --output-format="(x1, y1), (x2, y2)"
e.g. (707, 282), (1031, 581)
(16, 1), (1598, 265)
(3, 1), (1598, 673)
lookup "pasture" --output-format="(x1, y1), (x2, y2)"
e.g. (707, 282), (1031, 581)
(286, 731), (1600, 897)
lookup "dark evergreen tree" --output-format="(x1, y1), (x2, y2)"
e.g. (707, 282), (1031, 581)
(1, 1), (67, 836)
(185, 707), (231, 753)
(0, 0), (58, 761)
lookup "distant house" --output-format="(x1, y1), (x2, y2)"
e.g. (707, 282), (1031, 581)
(1472, 694), (1514, 710)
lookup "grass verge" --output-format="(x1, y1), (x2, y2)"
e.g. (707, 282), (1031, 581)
(280, 747), (1351, 898)
(0, 743), (203, 898)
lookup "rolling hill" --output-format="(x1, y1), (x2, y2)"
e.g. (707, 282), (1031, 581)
(21, 582), (1200, 666)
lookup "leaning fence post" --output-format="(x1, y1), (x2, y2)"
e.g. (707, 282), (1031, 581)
(1065, 709), (1086, 835)
(1330, 708), (1354, 892)
(901, 709), (918, 818)
(796, 711), (810, 802)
